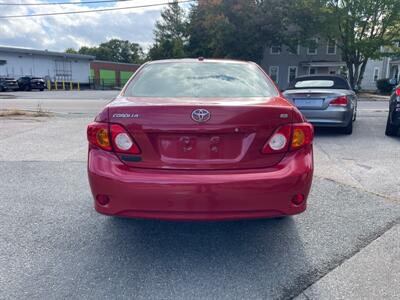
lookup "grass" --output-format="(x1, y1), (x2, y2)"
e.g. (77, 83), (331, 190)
(0, 104), (53, 117)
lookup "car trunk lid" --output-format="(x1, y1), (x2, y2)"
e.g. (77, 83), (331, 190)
(283, 89), (349, 110)
(107, 97), (294, 170)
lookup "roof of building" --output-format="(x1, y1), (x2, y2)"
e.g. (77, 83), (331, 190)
(91, 60), (140, 67)
(0, 46), (95, 60)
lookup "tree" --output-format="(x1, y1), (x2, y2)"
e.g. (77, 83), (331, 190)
(186, 0), (313, 62)
(147, 0), (188, 60)
(65, 48), (78, 54)
(317, 0), (400, 89)
(98, 39), (143, 63)
(66, 39), (144, 64)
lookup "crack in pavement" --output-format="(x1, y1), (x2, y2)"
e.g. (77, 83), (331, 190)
(315, 175), (400, 204)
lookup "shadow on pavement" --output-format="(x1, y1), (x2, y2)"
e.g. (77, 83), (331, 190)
(84, 216), (310, 299)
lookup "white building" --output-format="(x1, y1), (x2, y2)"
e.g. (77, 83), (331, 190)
(0, 46), (94, 83)
(359, 58), (391, 91)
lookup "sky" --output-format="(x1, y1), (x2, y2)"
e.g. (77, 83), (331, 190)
(0, 0), (188, 52)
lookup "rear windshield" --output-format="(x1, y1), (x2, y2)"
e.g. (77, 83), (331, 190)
(289, 76), (350, 90)
(124, 62), (278, 98)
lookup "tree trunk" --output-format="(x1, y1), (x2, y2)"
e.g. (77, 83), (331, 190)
(347, 60), (368, 91)
(356, 59), (369, 90)
(347, 63), (355, 90)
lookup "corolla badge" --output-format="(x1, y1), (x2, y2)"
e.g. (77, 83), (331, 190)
(191, 109), (211, 123)
(112, 113), (139, 118)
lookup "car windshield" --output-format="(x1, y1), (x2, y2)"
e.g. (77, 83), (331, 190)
(289, 76), (350, 90)
(124, 62), (278, 98)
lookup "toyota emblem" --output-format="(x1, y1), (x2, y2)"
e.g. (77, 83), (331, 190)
(191, 109), (211, 123)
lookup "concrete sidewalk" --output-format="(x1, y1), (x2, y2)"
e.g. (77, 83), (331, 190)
(295, 223), (400, 300)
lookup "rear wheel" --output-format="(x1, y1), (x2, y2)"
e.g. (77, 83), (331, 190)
(385, 118), (398, 136)
(341, 120), (353, 135)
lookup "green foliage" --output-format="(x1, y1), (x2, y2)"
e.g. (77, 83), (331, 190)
(147, 0), (188, 60)
(376, 79), (396, 94)
(186, 0), (294, 62)
(314, 0), (400, 89)
(66, 39), (144, 64)
(65, 48), (78, 54)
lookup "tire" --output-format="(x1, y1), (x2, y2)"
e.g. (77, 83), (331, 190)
(385, 118), (398, 136)
(341, 119), (353, 135)
(39, 88), (44, 91)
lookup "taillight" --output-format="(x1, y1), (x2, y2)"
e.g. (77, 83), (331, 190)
(262, 124), (291, 154)
(330, 96), (348, 106)
(262, 123), (313, 154)
(87, 122), (140, 154)
(291, 123), (314, 150)
(87, 122), (112, 151)
(110, 124), (140, 154)
(395, 88), (400, 97)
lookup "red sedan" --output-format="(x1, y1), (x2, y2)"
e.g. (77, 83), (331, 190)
(87, 59), (314, 221)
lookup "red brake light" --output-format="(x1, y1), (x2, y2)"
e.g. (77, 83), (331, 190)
(110, 124), (141, 154)
(87, 122), (140, 154)
(87, 122), (112, 151)
(395, 88), (400, 96)
(330, 96), (348, 106)
(262, 123), (313, 154)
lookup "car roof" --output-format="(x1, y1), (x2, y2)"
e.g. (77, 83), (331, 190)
(146, 58), (251, 65)
(295, 74), (348, 80)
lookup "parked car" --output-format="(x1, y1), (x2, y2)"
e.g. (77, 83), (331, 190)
(17, 76), (46, 91)
(283, 75), (357, 134)
(87, 59), (314, 221)
(0, 77), (19, 92)
(385, 84), (400, 136)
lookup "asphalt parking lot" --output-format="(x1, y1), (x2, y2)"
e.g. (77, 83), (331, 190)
(1, 91), (399, 299)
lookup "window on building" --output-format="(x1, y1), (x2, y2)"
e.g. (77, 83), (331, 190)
(373, 67), (380, 82)
(307, 38), (318, 55)
(327, 40), (336, 55)
(270, 45), (281, 55)
(288, 66), (298, 83)
(269, 66), (279, 83)
(288, 44), (300, 55)
(309, 67), (317, 75)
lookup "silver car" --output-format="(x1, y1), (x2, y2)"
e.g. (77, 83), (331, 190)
(283, 75), (357, 134)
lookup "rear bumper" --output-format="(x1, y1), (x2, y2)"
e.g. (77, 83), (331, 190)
(389, 97), (400, 126)
(88, 146), (314, 221)
(300, 107), (353, 127)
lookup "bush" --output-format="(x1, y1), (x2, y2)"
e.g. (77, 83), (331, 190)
(376, 79), (395, 94)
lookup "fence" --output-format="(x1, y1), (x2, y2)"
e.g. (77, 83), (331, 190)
(88, 77), (131, 90)
(46, 80), (81, 91)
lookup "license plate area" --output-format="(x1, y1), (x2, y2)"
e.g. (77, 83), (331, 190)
(294, 98), (324, 108)
(157, 133), (244, 160)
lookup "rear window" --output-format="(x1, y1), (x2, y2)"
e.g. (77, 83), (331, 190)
(124, 62), (278, 98)
(295, 80), (334, 88)
(289, 76), (350, 90)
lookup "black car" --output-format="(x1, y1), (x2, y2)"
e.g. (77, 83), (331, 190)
(0, 77), (19, 92)
(385, 84), (400, 136)
(17, 76), (46, 91)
